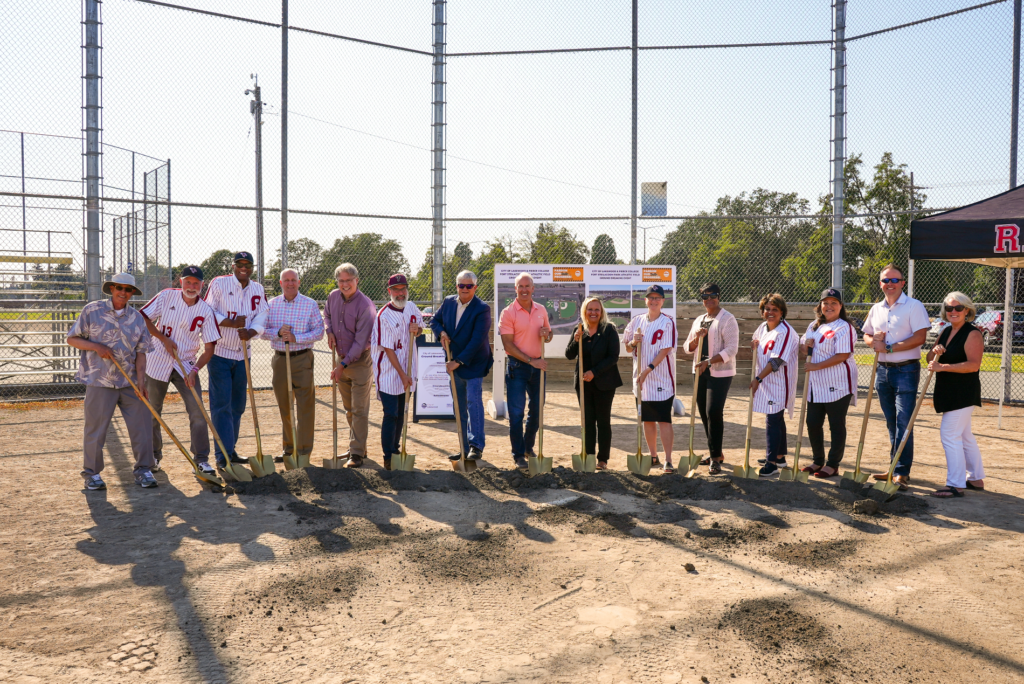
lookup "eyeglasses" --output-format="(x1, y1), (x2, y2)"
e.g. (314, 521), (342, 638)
(457, 283), (475, 289)
(880, 278), (903, 284)
(944, 304), (966, 312)
(699, 293), (719, 300)
(111, 285), (133, 293)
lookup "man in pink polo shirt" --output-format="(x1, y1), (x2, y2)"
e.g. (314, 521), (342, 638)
(498, 272), (552, 469)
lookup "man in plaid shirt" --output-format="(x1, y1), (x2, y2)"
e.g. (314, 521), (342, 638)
(262, 268), (325, 463)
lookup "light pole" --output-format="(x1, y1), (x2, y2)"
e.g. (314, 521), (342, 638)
(629, 222), (664, 264)
(246, 75), (265, 286)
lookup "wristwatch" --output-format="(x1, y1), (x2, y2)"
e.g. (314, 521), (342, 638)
(756, 376), (763, 384)
(885, 343), (893, 354)
(340, 361), (347, 369)
(647, 363), (655, 370)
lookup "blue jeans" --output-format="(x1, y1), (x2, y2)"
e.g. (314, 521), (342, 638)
(453, 374), (485, 453)
(875, 362), (920, 477)
(207, 354), (248, 462)
(379, 392), (405, 460)
(506, 358), (543, 460)
(764, 410), (788, 462)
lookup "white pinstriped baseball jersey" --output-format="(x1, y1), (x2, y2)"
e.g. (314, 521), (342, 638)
(203, 275), (269, 361)
(752, 320), (798, 417)
(371, 302), (422, 396)
(802, 319), (858, 406)
(140, 289), (222, 382)
(624, 312), (677, 402)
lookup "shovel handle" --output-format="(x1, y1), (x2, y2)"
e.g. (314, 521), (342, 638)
(791, 356), (813, 467)
(538, 338), (545, 458)
(171, 350), (235, 469)
(332, 347), (338, 460)
(742, 352), (758, 469)
(883, 370), (934, 482)
(443, 337), (466, 460)
(243, 340), (263, 455)
(284, 342), (299, 459)
(401, 330), (415, 455)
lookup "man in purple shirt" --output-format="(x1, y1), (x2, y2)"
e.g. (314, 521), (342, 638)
(324, 263), (377, 467)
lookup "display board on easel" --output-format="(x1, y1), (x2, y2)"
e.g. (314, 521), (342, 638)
(412, 340), (455, 422)
(487, 264), (680, 419)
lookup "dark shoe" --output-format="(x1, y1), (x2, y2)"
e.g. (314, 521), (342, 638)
(930, 485), (964, 498)
(448, 452), (463, 461)
(228, 452), (247, 464)
(136, 470), (158, 488)
(966, 480), (985, 491)
(708, 460), (722, 475)
(758, 458), (787, 467)
(273, 453), (287, 464)
(758, 462), (780, 478)
(85, 474), (106, 490)
(814, 465), (840, 478)
(650, 456), (662, 468)
(802, 464), (822, 473)
(893, 475), (910, 491)
(872, 472), (888, 481)
(468, 447), (483, 460)
(595, 461), (608, 471)
(514, 456), (529, 470)
(383, 458), (392, 471)
(345, 456), (363, 468)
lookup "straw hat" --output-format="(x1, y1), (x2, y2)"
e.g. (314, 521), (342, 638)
(101, 273), (143, 296)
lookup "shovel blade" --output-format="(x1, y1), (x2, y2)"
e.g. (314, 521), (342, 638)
(842, 470), (870, 484)
(296, 453), (311, 469)
(283, 454), (299, 471)
(795, 470), (810, 483)
(393, 453), (416, 472)
(194, 469), (225, 488)
(451, 457), (477, 473)
(733, 465), (760, 480)
(322, 457), (344, 470)
(627, 453), (652, 476)
(573, 452), (596, 473)
(872, 479), (899, 495)
(248, 456), (270, 478)
(527, 456), (551, 476)
(221, 462), (253, 482)
(687, 451), (703, 472)
(779, 467), (795, 482)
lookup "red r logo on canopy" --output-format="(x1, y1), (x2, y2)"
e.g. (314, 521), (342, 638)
(995, 224), (1021, 253)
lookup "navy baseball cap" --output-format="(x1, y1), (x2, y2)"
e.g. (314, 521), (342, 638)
(387, 273), (409, 288)
(645, 284), (666, 298)
(234, 251), (255, 264)
(820, 287), (843, 302)
(180, 265), (204, 281)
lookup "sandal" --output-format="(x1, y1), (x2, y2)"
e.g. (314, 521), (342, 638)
(651, 456), (662, 468)
(930, 485), (964, 498)
(700, 455), (724, 466)
(801, 464), (822, 474)
(662, 464), (676, 474)
(966, 481), (985, 491)
(814, 465), (839, 478)
(708, 460), (722, 475)
(596, 461), (608, 471)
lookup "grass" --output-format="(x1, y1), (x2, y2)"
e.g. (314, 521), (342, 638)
(854, 352), (1024, 373)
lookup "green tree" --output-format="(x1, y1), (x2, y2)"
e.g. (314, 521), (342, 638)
(590, 234), (618, 264)
(316, 233), (409, 302)
(200, 249), (236, 282)
(522, 222), (590, 264)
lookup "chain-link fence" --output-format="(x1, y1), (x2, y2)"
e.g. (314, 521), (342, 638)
(0, 0), (1020, 403)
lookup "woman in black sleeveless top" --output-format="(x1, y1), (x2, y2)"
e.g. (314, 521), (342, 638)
(926, 291), (984, 498)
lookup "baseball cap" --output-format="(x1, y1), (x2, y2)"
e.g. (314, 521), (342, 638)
(645, 284), (665, 298)
(387, 273), (409, 288)
(699, 283), (721, 296)
(180, 265), (204, 281)
(820, 287), (843, 302)
(234, 251), (255, 264)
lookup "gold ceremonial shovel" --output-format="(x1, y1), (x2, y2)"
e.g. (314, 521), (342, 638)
(779, 356), (810, 484)
(393, 331), (418, 472)
(627, 395), (652, 476)
(733, 358), (761, 480)
(528, 338), (553, 476)
(323, 347), (346, 469)
(867, 371), (934, 502)
(571, 321), (596, 473)
(243, 340), (275, 477)
(841, 352), (878, 487)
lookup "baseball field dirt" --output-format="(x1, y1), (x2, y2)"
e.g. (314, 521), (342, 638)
(1, 382), (1022, 683)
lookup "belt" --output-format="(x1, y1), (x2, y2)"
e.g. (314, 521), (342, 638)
(879, 359), (917, 368)
(275, 348), (311, 357)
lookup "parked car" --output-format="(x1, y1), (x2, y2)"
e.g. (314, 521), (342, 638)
(927, 317), (950, 345)
(974, 311), (1024, 350)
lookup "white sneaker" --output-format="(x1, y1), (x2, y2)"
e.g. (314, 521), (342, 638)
(197, 462), (216, 475)
(86, 474), (106, 490)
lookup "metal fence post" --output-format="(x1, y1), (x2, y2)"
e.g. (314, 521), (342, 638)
(908, 172), (915, 297)
(431, 0), (446, 311)
(1001, 0), (1021, 426)
(630, 0), (638, 265)
(21, 132), (26, 281)
(281, 0), (289, 270)
(167, 159), (172, 285)
(831, 0), (846, 290)
(83, 0), (102, 302)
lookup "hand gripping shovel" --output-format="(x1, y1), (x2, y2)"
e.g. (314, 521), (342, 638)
(172, 350), (252, 483)
(627, 395), (652, 476)
(841, 352), (878, 488)
(779, 358), (810, 484)
(282, 342), (308, 470)
(243, 340), (275, 477)
(394, 331), (418, 472)
(572, 322), (596, 473)
(732, 357), (761, 479)
(323, 347), (346, 470)
(867, 370), (934, 502)
(109, 356), (224, 488)
(528, 338), (553, 476)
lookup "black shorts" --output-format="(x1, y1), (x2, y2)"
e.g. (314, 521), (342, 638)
(641, 397), (673, 423)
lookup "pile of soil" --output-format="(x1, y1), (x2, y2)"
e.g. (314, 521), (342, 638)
(402, 528), (526, 582)
(230, 465), (928, 516)
(767, 539), (860, 568)
(719, 598), (831, 649)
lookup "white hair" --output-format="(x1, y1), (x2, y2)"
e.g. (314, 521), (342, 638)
(280, 268), (299, 280)
(456, 270), (477, 284)
(514, 272), (534, 286)
(335, 263), (358, 279)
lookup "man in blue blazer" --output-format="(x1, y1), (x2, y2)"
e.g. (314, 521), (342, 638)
(429, 270), (494, 461)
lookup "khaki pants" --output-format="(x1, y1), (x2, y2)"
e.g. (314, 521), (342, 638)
(271, 349), (315, 456)
(147, 370), (211, 463)
(336, 349), (373, 457)
(82, 385), (155, 479)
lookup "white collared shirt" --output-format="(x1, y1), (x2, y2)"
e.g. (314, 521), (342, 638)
(455, 297), (471, 328)
(861, 292), (931, 363)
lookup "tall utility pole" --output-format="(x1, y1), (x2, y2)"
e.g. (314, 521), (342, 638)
(831, 0), (847, 290)
(247, 75), (265, 285)
(83, 0), (102, 301)
(431, 0), (446, 312)
(281, 0), (289, 270)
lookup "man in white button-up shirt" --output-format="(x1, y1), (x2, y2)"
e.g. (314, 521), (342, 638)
(861, 263), (930, 489)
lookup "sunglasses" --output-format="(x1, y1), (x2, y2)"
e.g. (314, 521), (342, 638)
(111, 285), (134, 293)
(457, 283), (475, 289)
(880, 278), (903, 284)
(699, 293), (719, 300)
(944, 305), (966, 313)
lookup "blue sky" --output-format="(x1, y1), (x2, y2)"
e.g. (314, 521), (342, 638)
(0, 0), (1017, 272)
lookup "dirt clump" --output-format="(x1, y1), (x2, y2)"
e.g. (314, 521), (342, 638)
(402, 528), (526, 582)
(720, 598), (830, 649)
(767, 539), (859, 568)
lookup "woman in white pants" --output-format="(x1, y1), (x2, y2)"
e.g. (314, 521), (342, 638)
(927, 291), (984, 498)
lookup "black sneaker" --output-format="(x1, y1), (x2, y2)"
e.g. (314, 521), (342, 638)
(757, 458), (787, 467)
(468, 447), (483, 460)
(513, 456), (529, 470)
(448, 452), (462, 461)
(228, 452), (248, 464)
(759, 462), (781, 478)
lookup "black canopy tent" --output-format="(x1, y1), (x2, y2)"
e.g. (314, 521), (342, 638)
(911, 185), (1024, 426)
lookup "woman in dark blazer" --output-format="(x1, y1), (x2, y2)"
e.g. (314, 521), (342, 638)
(565, 297), (623, 470)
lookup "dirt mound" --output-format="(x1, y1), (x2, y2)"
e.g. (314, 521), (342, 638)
(767, 539), (859, 568)
(720, 598), (830, 649)
(230, 464), (927, 517)
(402, 528), (526, 582)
